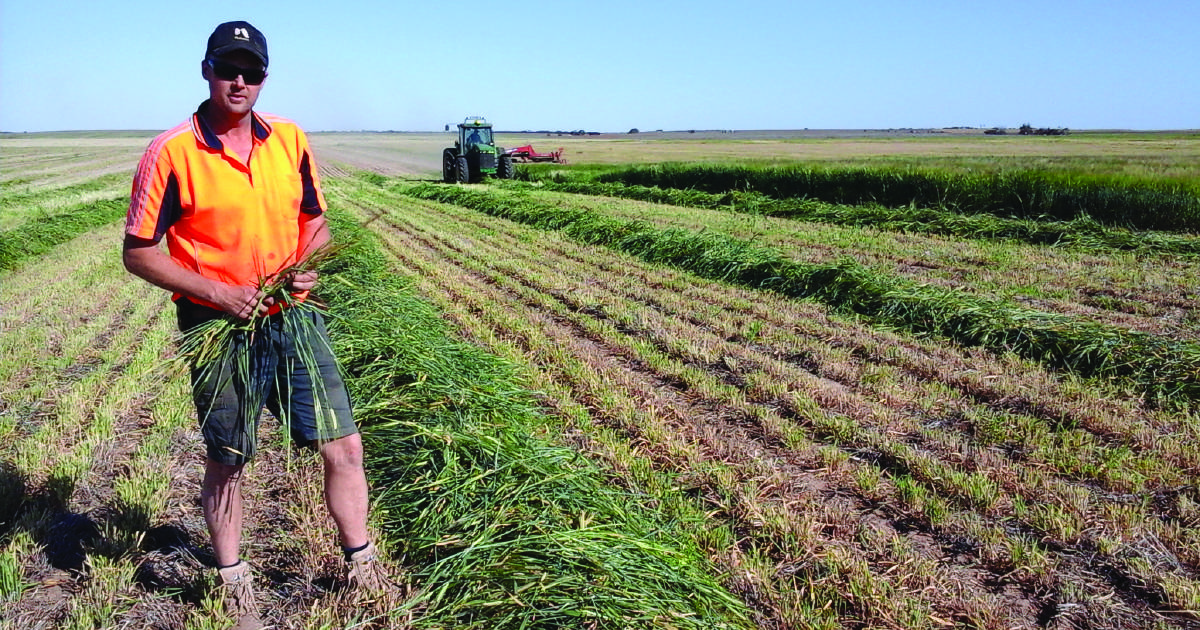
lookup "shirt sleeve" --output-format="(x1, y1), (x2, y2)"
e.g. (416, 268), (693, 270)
(127, 139), (182, 242)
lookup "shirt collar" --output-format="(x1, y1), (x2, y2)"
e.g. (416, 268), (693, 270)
(191, 100), (272, 151)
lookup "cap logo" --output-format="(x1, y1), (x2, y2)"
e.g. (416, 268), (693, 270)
(233, 27), (250, 40)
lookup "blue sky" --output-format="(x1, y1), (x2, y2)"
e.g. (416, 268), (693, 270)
(1, 0), (1196, 132)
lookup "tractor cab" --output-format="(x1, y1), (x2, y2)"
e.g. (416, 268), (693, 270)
(458, 117), (494, 149)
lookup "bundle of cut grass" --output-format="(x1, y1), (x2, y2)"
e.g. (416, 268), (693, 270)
(175, 244), (350, 457)
(400, 183), (1200, 407)
(312, 211), (752, 628)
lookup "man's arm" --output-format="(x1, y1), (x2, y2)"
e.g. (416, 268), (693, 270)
(288, 213), (331, 292)
(123, 235), (272, 319)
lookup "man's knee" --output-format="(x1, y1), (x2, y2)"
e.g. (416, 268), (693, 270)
(320, 433), (364, 470)
(204, 460), (246, 484)
(201, 460), (246, 503)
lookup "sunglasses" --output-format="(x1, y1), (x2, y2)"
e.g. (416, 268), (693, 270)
(206, 59), (267, 85)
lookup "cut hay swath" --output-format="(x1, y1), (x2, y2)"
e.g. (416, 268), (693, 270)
(278, 211), (753, 628)
(507, 179), (1200, 256)
(578, 163), (1200, 231)
(0, 197), (127, 270)
(399, 182), (1200, 407)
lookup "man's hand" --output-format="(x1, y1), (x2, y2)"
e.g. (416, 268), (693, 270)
(212, 284), (275, 320)
(288, 270), (320, 292)
(124, 236), (273, 320)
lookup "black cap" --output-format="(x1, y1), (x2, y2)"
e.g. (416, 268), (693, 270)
(205, 21), (268, 67)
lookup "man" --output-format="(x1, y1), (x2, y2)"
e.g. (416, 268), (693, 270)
(124, 20), (383, 629)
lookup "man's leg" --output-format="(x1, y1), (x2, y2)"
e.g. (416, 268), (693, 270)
(273, 310), (383, 593)
(204, 460), (262, 629)
(320, 433), (390, 598)
(275, 310), (369, 546)
(319, 433), (370, 548)
(202, 458), (247, 567)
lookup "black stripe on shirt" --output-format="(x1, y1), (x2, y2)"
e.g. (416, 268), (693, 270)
(153, 171), (183, 241)
(299, 151), (322, 215)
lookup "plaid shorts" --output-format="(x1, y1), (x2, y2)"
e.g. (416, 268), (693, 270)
(176, 299), (357, 465)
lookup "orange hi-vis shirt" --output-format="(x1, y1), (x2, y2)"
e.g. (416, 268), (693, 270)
(126, 101), (326, 310)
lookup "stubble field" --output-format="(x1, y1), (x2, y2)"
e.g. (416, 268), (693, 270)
(2, 129), (1199, 629)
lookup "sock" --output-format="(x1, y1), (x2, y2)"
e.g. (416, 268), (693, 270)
(342, 542), (369, 561)
(217, 559), (241, 570)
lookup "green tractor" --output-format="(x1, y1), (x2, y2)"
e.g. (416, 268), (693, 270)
(442, 116), (515, 183)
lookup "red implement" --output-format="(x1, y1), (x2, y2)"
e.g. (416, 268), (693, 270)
(505, 145), (566, 163)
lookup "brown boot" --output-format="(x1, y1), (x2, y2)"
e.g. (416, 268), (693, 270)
(217, 561), (264, 630)
(346, 542), (388, 600)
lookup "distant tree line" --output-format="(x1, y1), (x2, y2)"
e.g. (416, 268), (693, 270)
(985, 124), (1069, 136)
(531, 130), (600, 136)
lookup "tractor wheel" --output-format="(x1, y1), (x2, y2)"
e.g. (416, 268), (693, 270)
(498, 154), (514, 179)
(442, 149), (456, 183)
(455, 155), (470, 184)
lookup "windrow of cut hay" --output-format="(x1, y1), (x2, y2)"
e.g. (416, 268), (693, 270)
(508, 180), (1200, 256)
(314, 211), (752, 628)
(539, 164), (1200, 232)
(340, 175), (1200, 625)
(0, 172), (131, 230)
(401, 183), (1200, 407)
(0, 197), (127, 270)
